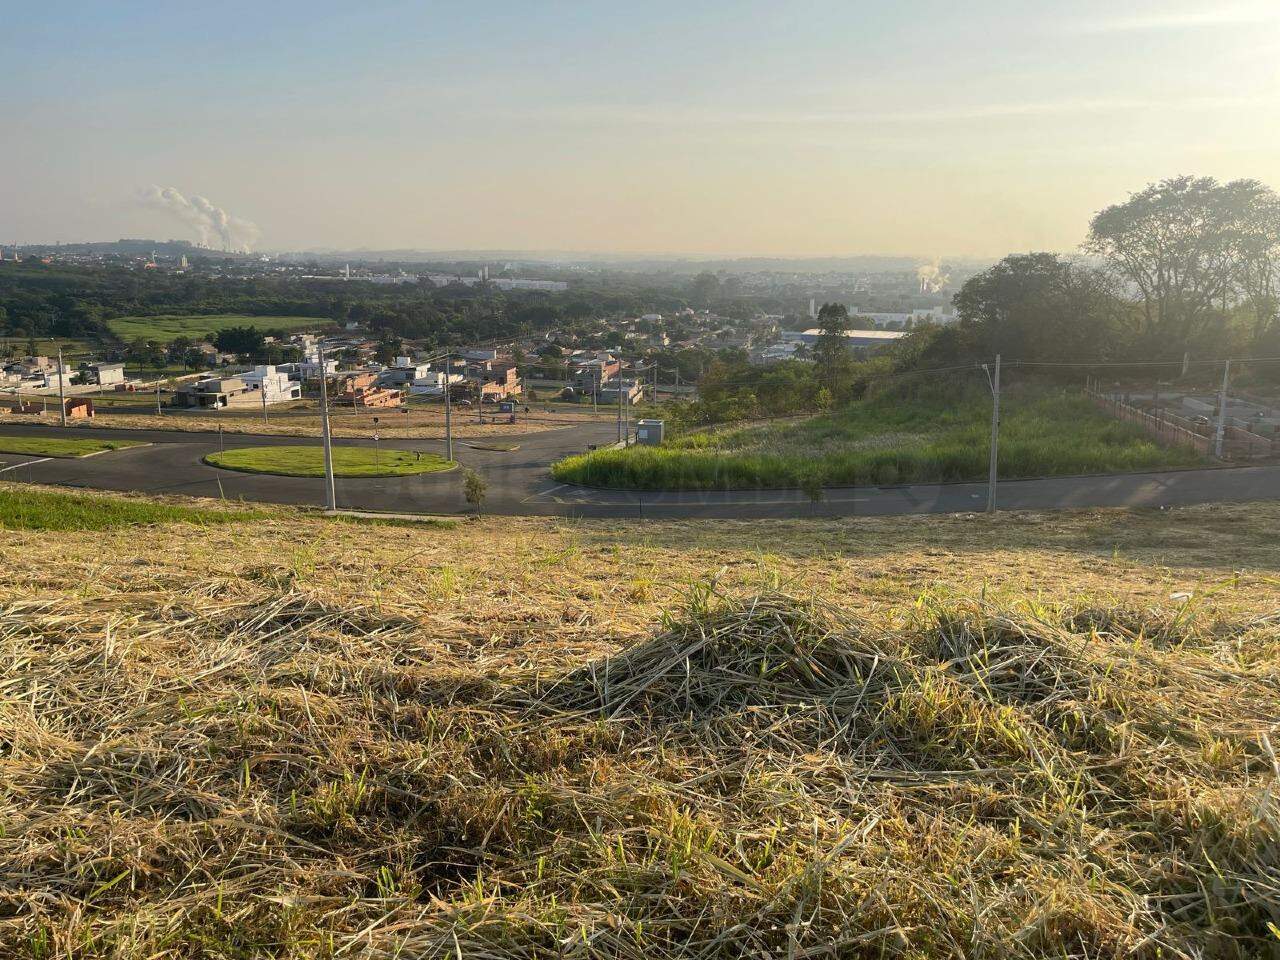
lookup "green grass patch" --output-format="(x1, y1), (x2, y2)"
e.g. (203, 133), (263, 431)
(0, 487), (272, 531)
(108, 314), (329, 343)
(0, 435), (145, 458)
(205, 445), (456, 478)
(552, 388), (1208, 490)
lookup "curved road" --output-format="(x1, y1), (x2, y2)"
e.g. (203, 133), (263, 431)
(0, 422), (1276, 518)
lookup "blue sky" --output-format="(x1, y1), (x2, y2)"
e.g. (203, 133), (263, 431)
(4, 0), (1279, 255)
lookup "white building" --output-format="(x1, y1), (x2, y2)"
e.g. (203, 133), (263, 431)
(382, 358), (434, 386)
(408, 372), (465, 396)
(241, 365), (302, 403)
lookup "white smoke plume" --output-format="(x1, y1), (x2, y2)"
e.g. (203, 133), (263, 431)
(916, 259), (951, 294)
(140, 185), (261, 252)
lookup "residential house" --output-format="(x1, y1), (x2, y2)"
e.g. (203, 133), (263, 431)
(241, 365), (302, 403)
(332, 370), (402, 408)
(173, 375), (254, 409)
(381, 356), (433, 387)
(571, 353), (620, 393)
(407, 371), (464, 396)
(466, 357), (521, 401)
(86, 362), (126, 387)
(598, 378), (645, 405)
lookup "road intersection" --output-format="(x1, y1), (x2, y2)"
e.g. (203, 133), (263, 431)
(0, 422), (1276, 519)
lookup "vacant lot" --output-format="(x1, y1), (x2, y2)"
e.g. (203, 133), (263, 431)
(555, 388), (1206, 490)
(0, 435), (143, 458)
(206, 445), (454, 477)
(0, 485), (1276, 958)
(107, 314), (329, 343)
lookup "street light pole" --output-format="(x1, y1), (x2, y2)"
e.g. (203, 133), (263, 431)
(317, 342), (337, 512)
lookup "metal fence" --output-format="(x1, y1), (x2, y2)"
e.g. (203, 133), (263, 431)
(1086, 388), (1276, 460)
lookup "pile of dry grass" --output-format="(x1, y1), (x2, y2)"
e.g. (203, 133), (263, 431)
(1, 570), (1276, 958)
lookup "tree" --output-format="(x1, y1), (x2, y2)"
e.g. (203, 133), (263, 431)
(689, 272), (720, 305)
(168, 335), (198, 368)
(127, 337), (165, 369)
(214, 326), (266, 357)
(462, 468), (488, 512)
(951, 253), (1129, 362)
(1085, 176), (1280, 352)
(812, 303), (853, 398)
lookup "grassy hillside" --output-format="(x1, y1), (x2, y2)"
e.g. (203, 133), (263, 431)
(107, 313), (329, 343)
(554, 389), (1206, 490)
(1, 486), (1277, 958)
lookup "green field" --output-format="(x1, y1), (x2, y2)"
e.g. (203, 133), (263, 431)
(108, 314), (330, 343)
(553, 388), (1207, 490)
(205, 445), (455, 478)
(0, 435), (144, 458)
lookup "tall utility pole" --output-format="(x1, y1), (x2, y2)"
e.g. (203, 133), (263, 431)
(317, 342), (337, 512)
(616, 375), (623, 442)
(54, 341), (67, 427)
(443, 355), (454, 462)
(1213, 358), (1232, 459)
(985, 354), (1001, 514)
(260, 374), (269, 424)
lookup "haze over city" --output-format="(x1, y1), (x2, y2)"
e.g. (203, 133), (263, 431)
(5, 0), (1278, 256)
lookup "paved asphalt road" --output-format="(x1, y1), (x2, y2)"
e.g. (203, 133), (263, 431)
(0, 421), (1277, 518)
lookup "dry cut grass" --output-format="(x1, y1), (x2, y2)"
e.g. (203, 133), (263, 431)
(0, 498), (1277, 958)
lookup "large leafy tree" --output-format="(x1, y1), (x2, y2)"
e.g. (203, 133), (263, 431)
(951, 253), (1129, 361)
(1086, 176), (1280, 352)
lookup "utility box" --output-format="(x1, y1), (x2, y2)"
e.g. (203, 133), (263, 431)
(635, 419), (664, 446)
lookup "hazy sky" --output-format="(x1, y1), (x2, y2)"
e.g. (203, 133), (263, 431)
(4, 0), (1279, 256)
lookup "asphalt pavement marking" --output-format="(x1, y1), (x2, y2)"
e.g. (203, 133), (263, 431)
(0, 457), (52, 474)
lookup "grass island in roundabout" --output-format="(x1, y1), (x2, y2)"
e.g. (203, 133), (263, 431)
(204, 445), (455, 479)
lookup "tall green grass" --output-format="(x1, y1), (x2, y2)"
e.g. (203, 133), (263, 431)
(552, 389), (1206, 490)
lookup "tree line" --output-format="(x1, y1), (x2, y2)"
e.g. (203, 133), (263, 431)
(896, 176), (1280, 375)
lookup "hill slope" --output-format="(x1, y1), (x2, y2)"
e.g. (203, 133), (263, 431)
(1, 488), (1277, 958)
